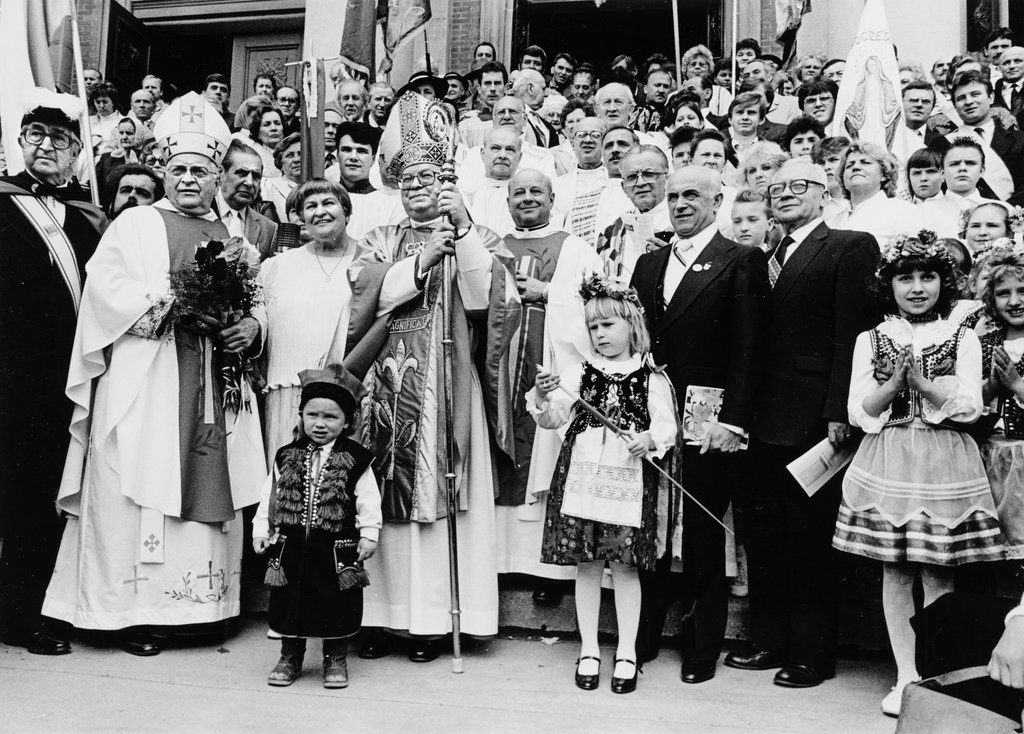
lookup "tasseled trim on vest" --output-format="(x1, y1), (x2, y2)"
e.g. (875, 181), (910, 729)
(274, 444), (357, 533)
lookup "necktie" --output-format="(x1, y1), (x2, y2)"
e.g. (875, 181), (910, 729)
(673, 239), (693, 267)
(1013, 84), (1023, 115)
(974, 126), (987, 144)
(225, 209), (243, 238)
(768, 236), (794, 288)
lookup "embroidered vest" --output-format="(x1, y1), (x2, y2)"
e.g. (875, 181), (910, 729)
(980, 329), (1024, 439)
(269, 437), (373, 536)
(869, 326), (965, 428)
(566, 361), (652, 439)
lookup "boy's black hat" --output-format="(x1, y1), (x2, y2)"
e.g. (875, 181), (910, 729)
(298, 364), (366, 417)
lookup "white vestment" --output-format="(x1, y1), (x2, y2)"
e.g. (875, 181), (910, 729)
(43, 201), (267, 630)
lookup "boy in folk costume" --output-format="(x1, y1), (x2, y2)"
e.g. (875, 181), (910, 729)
(254, 365), (381, 688)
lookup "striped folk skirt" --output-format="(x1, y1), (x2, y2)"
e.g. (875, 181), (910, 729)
(833, 425), (1003, 566)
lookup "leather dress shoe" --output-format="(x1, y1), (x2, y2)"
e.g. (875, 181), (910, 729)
(610, 658), (639, 694)
(122, 627), (160, 657)
(575, 655), (601, 690)
(723, 648), (786, 671)
(680, 659), (716, 684)
(27, 631), (71, 656)
(408, 638), (442, 663)
(358, 631), (393, 660)
(773, 664), (835, 688)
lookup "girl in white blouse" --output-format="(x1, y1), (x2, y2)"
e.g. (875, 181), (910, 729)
(832, 231), (1003, 717)
(531, 275), (676, 695)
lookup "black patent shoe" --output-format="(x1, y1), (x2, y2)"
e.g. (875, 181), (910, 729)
(27, 631), (71, 656)
(121, 626), (160, 657)
(408, 638), (442, 663)
(610, 658), (639, 694)
(575, 655), (601, 690)
(723, 648), (786, 671)
(358, 630), (393, 660)
(773, 663), (835, 688)
(680, 659), (716, 684)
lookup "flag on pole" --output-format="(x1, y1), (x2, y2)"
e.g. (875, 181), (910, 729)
(380, 0), (432, 75)
(338, 0), (381, 81)
(829, 0), (906, 154)
(0, 0), (73, 174)
(776, 0), (811, 66)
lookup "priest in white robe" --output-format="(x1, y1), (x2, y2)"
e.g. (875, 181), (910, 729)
(43, 93), (266, 655)
(494, 169), (601, 582)
(552, 117), (625, 244)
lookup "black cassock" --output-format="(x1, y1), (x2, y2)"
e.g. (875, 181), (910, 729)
(0, 172), (105, 642)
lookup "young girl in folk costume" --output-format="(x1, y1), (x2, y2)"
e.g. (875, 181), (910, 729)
(979, 248), (1024, 561)
(832, 230), (1003, 717)
(531, 275), (677, 695)
(253, 364), (382, 689)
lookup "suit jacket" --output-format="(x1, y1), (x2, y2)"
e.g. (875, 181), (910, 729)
(630, 231), (770, 432)
(524, 109), (559, 148)
(993, 78), (1024, 128)
(755, 223), (879, 447)
(989, 123), (1024, 204)
(212, 198), (279, 259)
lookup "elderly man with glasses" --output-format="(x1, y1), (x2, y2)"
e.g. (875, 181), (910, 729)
(345, 91), (521, 664)
(0, 89), (107, 656)
(41, 92), (266, 658)
(724, 159), (879, 689)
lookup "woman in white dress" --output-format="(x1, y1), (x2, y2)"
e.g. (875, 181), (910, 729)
(255, 179), (422, 463)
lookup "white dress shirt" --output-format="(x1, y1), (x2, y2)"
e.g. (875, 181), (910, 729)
(1003, 79), (1022, 110)
(216, 190), (246, 238)
(778, 216), (826, 264)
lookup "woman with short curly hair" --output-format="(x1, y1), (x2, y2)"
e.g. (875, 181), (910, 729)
(831, 141), (925, 242)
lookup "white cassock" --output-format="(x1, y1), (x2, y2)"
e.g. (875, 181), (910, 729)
(43, 201), (267, 630)
(456, 139), (558, 188)
(553, 167), (631, 246)
(260, 176), (297, 223)
(496, 222), (603, 578)
(346, 188), (407, 240)
(468, 179), (515, 236)
(829, 189), (925, 245)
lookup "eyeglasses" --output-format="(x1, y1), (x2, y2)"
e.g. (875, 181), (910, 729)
(398, 170), (438, 190)
(573, 130), (603, 141)
(623, 169), (667, 186)
(766, 179), (825, 198)
(21, 125), (76, 150)
(167, 164), (216, 180)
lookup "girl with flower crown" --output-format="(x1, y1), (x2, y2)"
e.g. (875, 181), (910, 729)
(832, 230), (1003, 717)
(529, 274), (677, 695)
(978, 247), (1024, 561)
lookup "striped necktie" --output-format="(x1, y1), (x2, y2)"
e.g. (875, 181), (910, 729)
(768, 236), (794, 288)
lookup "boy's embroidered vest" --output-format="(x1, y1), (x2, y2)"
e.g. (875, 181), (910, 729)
(269, 437), (374, 536)
(869, 326), (966, 428)
(566, 362), (652, 439)
(980, 329), (1024, 439)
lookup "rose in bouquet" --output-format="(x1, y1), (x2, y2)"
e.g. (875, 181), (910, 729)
(168, 237), (264, 412)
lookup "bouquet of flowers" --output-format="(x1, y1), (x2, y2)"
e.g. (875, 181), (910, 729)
(168, 237), (264, 412)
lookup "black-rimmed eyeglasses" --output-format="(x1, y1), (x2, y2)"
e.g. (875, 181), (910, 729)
(766, 179), (825, 198)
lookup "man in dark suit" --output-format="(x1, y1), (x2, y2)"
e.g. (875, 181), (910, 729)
(723, 159), (879, 688)
(213, 139), (278, 259)
(0, 92), (107, 655)
(992, 46), (1024, 129)
(631, 164), (770, 683)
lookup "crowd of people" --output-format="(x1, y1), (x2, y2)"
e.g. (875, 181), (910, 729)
(5, 23), (1024, 724)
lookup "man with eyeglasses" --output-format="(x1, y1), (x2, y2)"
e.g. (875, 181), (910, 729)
(597, 146), (673, 280)
(552, 117), (620, 244)
(725, 159), (879, 689)
(347, 91), (521, 664)
(0, 89), (107, 657)
(42, 91), (266, 658)
(629, 165), (769, 683)
(457, 96), (556, 190)
(274, 86), (301, 135)
(493, 167), (601, 596)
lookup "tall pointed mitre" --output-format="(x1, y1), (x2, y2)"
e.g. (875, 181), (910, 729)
(152, 91), (232, 166)
(378, 91), (454, 179)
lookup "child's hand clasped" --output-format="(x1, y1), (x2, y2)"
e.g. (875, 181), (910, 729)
(536, 369), (560, 397)
(625, 431), (656, 458)
(357, 538), (378, 562)
(993, 347), (1024, 395)
(253, 536), (271, 554)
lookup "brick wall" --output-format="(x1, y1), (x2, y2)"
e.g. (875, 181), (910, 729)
(76, 0), (106, 69)
(447, 0), (481, 74)
(759, 0), (782, 57)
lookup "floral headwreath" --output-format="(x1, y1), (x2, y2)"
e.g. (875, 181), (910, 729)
(957, 202), (1024, 240)
(877, 229), (952, 269)
(578, 272), (644, 312)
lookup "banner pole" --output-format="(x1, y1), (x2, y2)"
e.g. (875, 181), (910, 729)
(69, 0), (100, 207)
